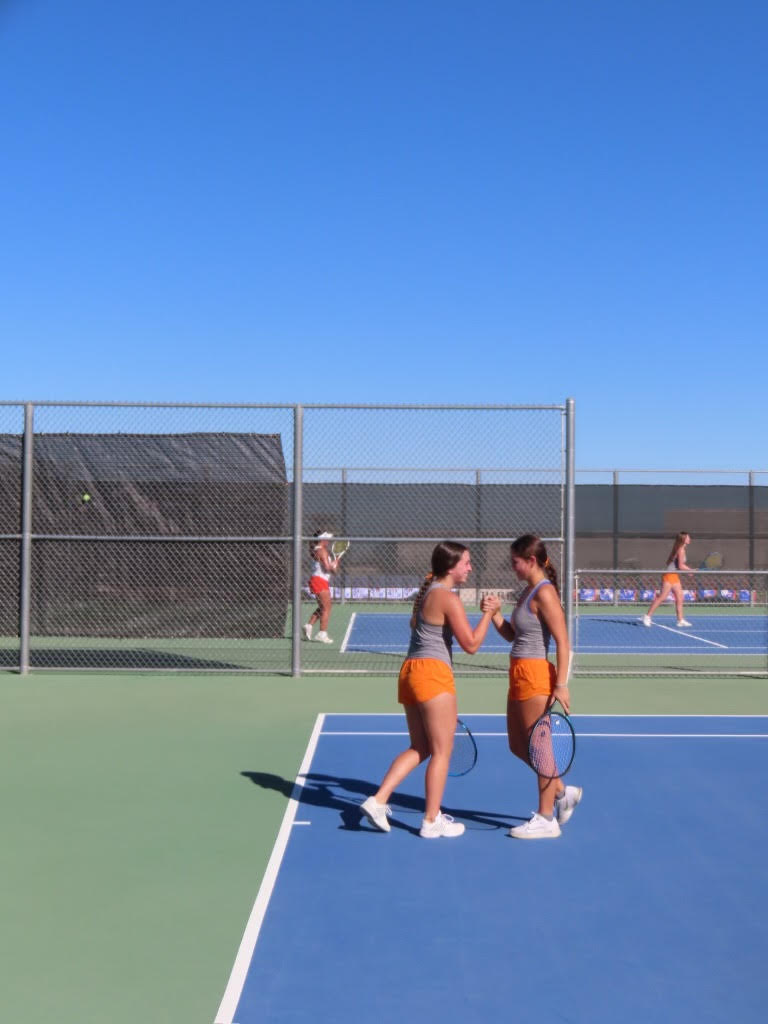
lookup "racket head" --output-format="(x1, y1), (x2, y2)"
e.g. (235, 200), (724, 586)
(527, 700), (575, 779)
(332, 539), (349, 558)
(701, 551), (723, 570)
(448, 718), (478, 777)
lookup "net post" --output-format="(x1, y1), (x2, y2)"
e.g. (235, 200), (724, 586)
(19, 402), (34, 675)
(291, 405), (304, 677)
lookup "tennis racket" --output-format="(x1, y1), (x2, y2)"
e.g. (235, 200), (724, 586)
(448, 718), (478, 777)
(699, 551), (723, 570)
(527, 699), (575, 779)
(332, 539), (350, 559)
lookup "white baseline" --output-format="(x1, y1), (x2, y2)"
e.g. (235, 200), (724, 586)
(214, 713), (325, 1024)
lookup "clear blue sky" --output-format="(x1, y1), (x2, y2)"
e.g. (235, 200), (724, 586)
(2, 0), (766, 470)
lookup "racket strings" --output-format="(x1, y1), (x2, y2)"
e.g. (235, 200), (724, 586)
(528, 713), (575, 778)
(448, 722), (477, 777)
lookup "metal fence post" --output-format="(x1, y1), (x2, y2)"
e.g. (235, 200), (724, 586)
(340, 467), (347, 605)
(19, 402), (34, 674)
(564, 398), (576, 648)
(474, 468), (483, 596)
(291, 405), (304, 677)
(749, 470), (756, 607)
(612, 469), (620, 571)
(748, 471), (755, 571)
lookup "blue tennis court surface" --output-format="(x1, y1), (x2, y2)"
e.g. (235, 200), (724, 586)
(216, 714), (768, 1023)
(576, 614), (767, 654)
(342, 611), (767, 656)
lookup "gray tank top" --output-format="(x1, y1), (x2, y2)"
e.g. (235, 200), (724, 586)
(510, 579), (552, 659)
(405, 582), (454, 667)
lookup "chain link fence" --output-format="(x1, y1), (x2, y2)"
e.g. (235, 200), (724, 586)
(1, 401), (572, 675)
(5, 403), (765, 677)
(573, 568), (768, 677)
(570, 468), (768, 678)
(575, 469), (768, 571)
(297, 404), (572, 674)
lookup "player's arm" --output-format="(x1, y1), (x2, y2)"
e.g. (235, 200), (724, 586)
(318, 550), (339, 574)
(535, 586), (571, 712)
(488, 603), (514, 643)
(439, 591), (495, 654)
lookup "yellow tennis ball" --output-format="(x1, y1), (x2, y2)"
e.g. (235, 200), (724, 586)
(82, 492), (91, 503)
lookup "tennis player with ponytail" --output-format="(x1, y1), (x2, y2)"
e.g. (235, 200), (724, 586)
(360, 541), (500, 839)
(483, 534), (582, 839)
(642, 531), (694, 628)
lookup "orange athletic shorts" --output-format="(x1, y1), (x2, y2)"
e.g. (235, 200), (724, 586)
(397, 658), (455, 706)
(308, 576), (330, 595)
(662, 573), (680, 586)
(508, 658), (557, 701)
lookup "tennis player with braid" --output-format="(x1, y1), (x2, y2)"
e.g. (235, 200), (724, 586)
(360, 541), (500, 838)
(483, 534), (581, 839)
(303, 531), (341, 644)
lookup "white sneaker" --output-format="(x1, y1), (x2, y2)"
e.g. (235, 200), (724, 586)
(641, 614), (652, 627)
(360, 796), (392, 833)
(555, 785), (583, 825)
(677, 619), (692, 627)
(509, 812), (561, 840)
(420, 811), (465, 839)
(302, 623), (313, 641)
(315, 630), (333, 644)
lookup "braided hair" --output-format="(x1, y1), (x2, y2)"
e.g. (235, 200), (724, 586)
(510, 534), (559, 594)
(410, 541), (468, 621)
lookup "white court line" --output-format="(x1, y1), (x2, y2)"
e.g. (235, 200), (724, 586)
(321, 730), (768, 739)
(325, 711), (768, 718)
(214, 713), (325, 1024)
(576, 733), (768, 738)
(340, 612), (356, 653)
(580, 646), (761, 652)
(647, 621), (728, 648)
(560, 732), (768, 738)
(345, 644), (408, 651)
(581, 647), (765, 655)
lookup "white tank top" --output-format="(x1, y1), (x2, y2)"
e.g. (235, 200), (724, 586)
(311, 551), (330, 581)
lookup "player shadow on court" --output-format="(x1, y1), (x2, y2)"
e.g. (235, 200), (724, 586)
(241, 770), (523, 836)
(0, 648), (244, 670)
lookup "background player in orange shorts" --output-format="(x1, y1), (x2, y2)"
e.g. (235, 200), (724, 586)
(303, 530), (341, 644)
(483, 534), (581, 839)
(360, 541), (500, 839)
(642, 531), (694, 628)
